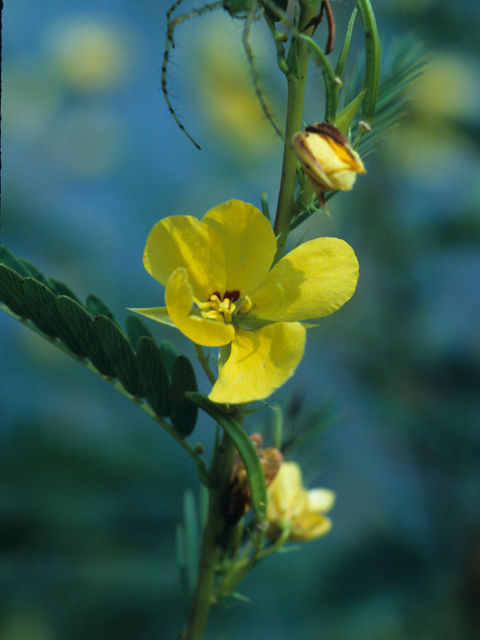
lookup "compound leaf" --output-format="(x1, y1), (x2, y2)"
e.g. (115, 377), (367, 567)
(170, 356), (198, 437)
(126, 315), (154, 350)
(93, 315), (144, 396)
(136, 336), (171, 417)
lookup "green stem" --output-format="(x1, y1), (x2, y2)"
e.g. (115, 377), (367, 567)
(356, 0), (381, 127)
(194, 343), (217, 387)
(183, 429), (238, 640)
(300, 35), (339, 123)
(273, 1), (320, 264)
(264, 12), (289, 75)
(215, 525), (266, 599)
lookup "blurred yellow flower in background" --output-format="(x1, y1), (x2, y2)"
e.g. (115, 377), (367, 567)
(386, 50), (480, 181)
(45, 18), (132, 92)
(267, 462), (335, 542)
(191, 16), (280, 157)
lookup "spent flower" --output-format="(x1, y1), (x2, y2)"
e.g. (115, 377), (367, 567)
(267, 461), (335, 542)
(131, 200), (358, 404)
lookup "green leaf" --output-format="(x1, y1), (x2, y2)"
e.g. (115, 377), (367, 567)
(126, 315), (154, 350)
(170, 356), (198, 437)
(136, 337), (171, 417)
(48, 277), (83, 304)
(56, 295), (111, 369)
(0, 246), (32, 277)
(183, 489), (199, 593)
(160, 339), (180, 374)
(19, 258), (52, 288)
(0, 265), (30, 318)
(354, 34), (425, 157)
(21, 277), (65, 338)
(186, 394), (267, 524)
(93, 315), (144, 396)
(22, 279), (91, 357)
(87, 294), (120, 326)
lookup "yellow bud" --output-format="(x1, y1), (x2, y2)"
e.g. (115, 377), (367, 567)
(292, 122), (366, 206)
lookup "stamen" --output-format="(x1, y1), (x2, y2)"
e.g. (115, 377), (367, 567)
(237, 296), (253, 314)
(203, 310), (224, 322)
(197, 291), (244, 324)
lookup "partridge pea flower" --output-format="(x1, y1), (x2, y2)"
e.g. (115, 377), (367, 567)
(266, 462), (335, 542)
(293, 122), (366, 205)
(131, 200), (358, 405)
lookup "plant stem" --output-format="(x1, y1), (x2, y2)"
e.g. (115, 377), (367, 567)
(182, 429), (238, 640)
(273, 1), (320, 264)
(194, 343), (217, 387)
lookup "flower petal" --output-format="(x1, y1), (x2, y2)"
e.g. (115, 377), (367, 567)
(203, 200), (277, 295)
(290, 513), (332, 541)
(251, 237), (358, 322)
(166, 268), (234, 347)
(144, 215), (226, 301)
(267, 462), (306, 520)
(307, 489), (336, 513)
(128, 306), (176, 328)
(208, 322), (306, 404)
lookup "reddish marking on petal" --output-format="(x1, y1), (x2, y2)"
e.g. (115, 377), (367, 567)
(224, 290), (240, 302)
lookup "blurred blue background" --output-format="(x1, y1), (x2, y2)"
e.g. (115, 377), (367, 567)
(1, 0), (480, 638)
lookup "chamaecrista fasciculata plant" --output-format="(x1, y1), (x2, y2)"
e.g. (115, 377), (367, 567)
(1, 1), (425, 637)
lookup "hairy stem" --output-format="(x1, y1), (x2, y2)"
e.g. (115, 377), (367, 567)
(273, 1), (321, 264)
(182, 429), (238, 640)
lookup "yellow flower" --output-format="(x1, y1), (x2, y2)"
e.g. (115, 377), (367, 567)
(266, 462), (335, 542)
(131, 200), (358, 404)
(292, 122), (366, 204)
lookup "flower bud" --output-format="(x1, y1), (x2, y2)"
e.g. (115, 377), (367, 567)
(292, 122), (366, 206)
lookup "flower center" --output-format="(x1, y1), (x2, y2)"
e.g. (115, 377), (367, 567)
(197, 290), (252, 324)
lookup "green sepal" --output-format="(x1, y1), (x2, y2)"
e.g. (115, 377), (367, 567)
(170, 356), (198, 437)
(160, 339), (181, 374)
(125, 315), (154, 350)
(93, 315), (144, 397)
(87, 294), (120, 327)
(186, 395), (267, 524)
(0, 265), (31, 318)
(136, 336), (171, 417)
(335, 89), (367, 134)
